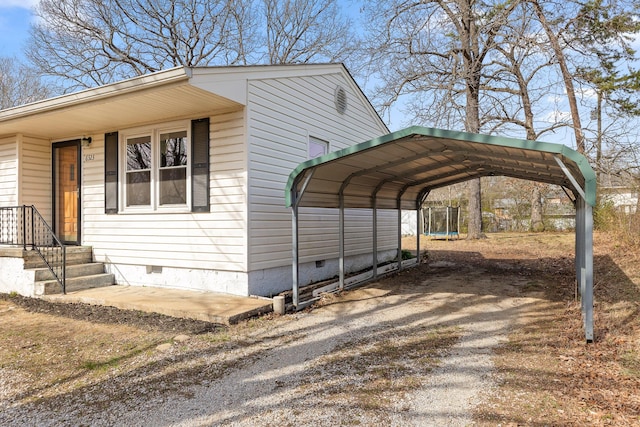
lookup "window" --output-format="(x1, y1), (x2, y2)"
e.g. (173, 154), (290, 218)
(309, 136), (329, 159)
(105, 118), (209, 214)
(122, 124), (189, 211)
(125, 135), (152, 206)
(159, 130), (188, 205)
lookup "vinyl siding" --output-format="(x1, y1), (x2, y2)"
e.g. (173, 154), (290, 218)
(247, 73), (394, 271)
(82, 109), (248, 272)
(20, 136), (52, 222)
(0, 137), (17, 206)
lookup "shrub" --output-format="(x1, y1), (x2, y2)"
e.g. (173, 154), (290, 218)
(401, 249), (414, 260)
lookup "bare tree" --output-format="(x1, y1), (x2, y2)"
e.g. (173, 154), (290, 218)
(28, 0), (358, 92)
(452, 0), (638, 231)
(263, 0), (357, 64)
(28, 0), (258, 91)
(362, 0), (518, 239)
(482, 2), (569, 141)
(526, 0), (640, 156)
(571, 1), (640, 182)
(482, 2), (567, 232)
(527, 0), (586, 153)
(0, 57), (50, 109)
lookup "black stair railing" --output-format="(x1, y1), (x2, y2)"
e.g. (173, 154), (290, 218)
(0, 205), (66, 294)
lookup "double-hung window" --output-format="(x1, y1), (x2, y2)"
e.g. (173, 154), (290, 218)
(122, 123), (190, 211)
(105, 118), (209, 215)
(125, 135), (152, 207)
(159, 130), (188, 205)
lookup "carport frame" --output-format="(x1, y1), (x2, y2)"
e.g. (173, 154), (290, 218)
(286, 127), (596, 342)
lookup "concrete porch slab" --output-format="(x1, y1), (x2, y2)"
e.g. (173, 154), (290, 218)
(43, 285), (274, 325)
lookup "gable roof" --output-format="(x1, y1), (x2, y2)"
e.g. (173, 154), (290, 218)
(0, 64), (384, 140)
(286, 126), (596, 210)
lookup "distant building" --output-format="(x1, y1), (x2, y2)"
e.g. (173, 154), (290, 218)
(600, 186), (638, 214)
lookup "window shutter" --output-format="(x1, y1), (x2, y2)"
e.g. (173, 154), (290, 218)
(104, 132), (119, 214)
(191, 118), (210, 212)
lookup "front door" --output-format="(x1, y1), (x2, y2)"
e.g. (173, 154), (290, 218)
(53, 141), (80, 244)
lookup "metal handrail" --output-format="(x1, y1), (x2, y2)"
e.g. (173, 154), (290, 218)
(0, 205), (66, 293)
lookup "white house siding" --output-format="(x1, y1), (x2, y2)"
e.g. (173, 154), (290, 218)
(20, 136), (52, 222)
(0, 137), (17, 206)
(246, 72), (395, 288)
(81, 109), (250, 295)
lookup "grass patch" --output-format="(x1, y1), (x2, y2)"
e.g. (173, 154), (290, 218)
(199, 331), (232, 343)
(0, 303), (172, 403)
(620, 351), (640, 378)
(80, 356), (123, 372)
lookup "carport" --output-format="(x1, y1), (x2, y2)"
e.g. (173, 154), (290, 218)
(285, 126), (597, 342)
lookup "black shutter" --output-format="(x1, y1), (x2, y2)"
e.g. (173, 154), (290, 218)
(104, 132), (119, 214)
(191, 118), (210, 212)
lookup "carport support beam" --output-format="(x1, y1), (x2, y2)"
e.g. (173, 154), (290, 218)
(292, 203), (300, 307)
(416, 190), (430, 264)
(576, 198), (584, 301)
(416, 206), (421, 264)
(290, 169), (315, 309)
(373, 195), (378, 279)
(555, 156), (594, 342)
(573, 195), (594, 343)
(339, 192), (345, 291)
(397, 196), (402, 271)
(583, 201), (594, 342)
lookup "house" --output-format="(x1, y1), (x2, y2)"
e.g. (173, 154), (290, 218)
(0, 64), (396, 298)
(600, 186), (638, 214)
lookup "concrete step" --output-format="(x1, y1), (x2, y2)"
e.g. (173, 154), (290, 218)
(33, 262), (107, 281)
(23, 247), (93, 269)
(37, 273), (115, 295)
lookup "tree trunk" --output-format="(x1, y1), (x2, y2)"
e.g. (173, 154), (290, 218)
(636, 178), (640, 213)
(530, 0), (585, 153)
(460, 0), (485, 240)
(530, 184), (545, 232)
(467, 178), (484, 238)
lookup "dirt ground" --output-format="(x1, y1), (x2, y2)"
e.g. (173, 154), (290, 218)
(1, 232), (639, 425)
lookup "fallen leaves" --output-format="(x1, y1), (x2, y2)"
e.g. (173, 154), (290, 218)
(469, 232), (640, 426)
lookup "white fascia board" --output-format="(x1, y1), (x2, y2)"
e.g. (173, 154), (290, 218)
(0, 67), (190, 122)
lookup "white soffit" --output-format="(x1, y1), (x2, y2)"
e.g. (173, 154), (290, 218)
(0, 68), (241, 139)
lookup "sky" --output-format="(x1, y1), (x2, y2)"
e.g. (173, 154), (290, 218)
(0, 0), (36, 58)
(0, 0), (411, 130)
(1, 1), (638, 144)
(0, 0), (567, 138)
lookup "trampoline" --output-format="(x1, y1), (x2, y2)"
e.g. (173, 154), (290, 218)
(424, 206), (460, 239)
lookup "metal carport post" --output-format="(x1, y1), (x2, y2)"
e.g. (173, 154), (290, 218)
(290, 169), (315, 309)
(555, 155), (594, 342)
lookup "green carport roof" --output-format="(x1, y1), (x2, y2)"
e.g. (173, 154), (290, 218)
(286, 126), (596, 210)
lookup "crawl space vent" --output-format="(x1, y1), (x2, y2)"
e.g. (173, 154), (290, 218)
(334, 86), (347, 114)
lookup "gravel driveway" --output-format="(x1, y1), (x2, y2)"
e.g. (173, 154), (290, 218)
(2, 258), (541, 426)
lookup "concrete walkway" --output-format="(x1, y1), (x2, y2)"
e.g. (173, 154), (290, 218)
(44, 285), (275, 325)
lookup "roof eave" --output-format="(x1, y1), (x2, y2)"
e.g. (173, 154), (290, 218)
(0, 66), (190, 123)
